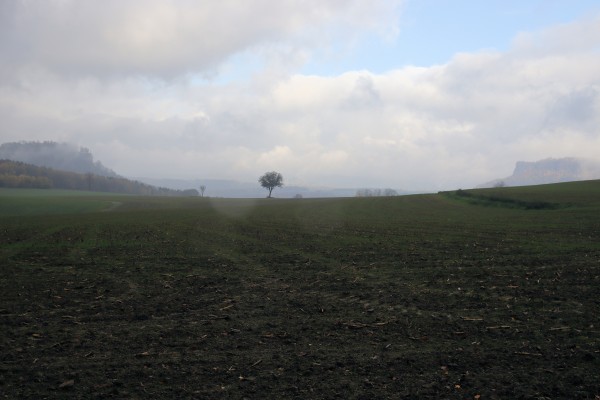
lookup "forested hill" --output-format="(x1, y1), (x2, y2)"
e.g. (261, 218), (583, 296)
(0, 160), (198, 196)
(0, 141), (118, 177)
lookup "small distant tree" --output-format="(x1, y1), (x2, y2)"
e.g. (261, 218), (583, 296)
(199, 185), (206, 197)
(494, 181), (506, 188)
(259, 171), (283, 198)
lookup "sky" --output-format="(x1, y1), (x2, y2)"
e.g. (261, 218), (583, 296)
(1, 0), (600, 191)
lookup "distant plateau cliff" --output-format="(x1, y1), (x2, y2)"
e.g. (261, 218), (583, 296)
(480, 157), (600, 188)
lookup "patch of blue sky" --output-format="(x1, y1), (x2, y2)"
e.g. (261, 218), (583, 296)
(301, 0), (600, 76)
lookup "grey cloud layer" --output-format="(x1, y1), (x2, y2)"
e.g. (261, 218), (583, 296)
(1, 0), (399, 78)
(1, 2), (599, 190)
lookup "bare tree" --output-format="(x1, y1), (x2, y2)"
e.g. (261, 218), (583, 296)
(199, 185), (206, 197)
(258, 171), (283, 198)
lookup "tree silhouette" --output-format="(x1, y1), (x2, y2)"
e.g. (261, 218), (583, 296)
(258, 171), (283, 198)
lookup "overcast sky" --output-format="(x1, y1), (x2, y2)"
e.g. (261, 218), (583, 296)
(1, 0), (599, 190)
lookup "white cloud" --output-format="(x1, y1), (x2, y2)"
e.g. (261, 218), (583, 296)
(0, 0), (402, 79)
(0, 3), (599, 190)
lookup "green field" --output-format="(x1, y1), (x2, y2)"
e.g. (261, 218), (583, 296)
(0, 189), (126, 217)
(1, 183), (599, 399)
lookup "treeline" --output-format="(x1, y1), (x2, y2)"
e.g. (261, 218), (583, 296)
(355, 188), (399, 197)
(0, 160), (198, 196)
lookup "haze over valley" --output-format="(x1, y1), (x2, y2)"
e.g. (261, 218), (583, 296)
(3, 141), (600, 197)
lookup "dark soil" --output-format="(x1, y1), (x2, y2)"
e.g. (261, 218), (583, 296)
(1, 195), (599, 399)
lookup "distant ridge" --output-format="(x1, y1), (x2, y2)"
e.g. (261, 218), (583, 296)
(479, 157), (600, 188)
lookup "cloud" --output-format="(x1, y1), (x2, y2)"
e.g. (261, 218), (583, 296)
(545, 87), (598, 131)
(0, 0), (402, 79)
(0, 4), (599, 190)
(511, 13), (600, 57)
